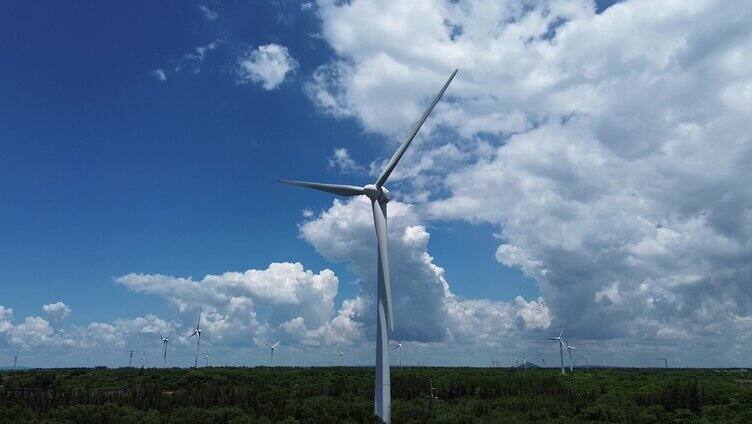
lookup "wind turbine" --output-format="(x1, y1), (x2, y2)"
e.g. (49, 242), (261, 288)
(337, 347), (344, 366)
(264, 341), (281, 366)
(13, 353), (18, 369)
(204, 350), (210, 367)
(582, 352), (590, 370)
(540, 353), (546, 368)
(128, 350), (134, 368)
(157, 328), (174, 367)
(546, 322), (569, 375)
(279, 69), (458, 423)
(392, 342), (405, 368)
(187, 309), (203, 368)
(565, 341), (577, 372)
(523, 353), (528, 371)
(141, 353), (147, 369)
(661, 354), (668, 369)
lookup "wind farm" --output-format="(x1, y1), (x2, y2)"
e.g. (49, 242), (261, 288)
(3, 0), (752, 422)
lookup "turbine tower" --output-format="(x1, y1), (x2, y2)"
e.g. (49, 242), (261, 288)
(204, 351), (210, 367)
(337, 347), (344, 366)
(129, 350), (133, 368)
(540, 353), (546, 368)
(546, 322), (569, 375)
(264, 340), (281, 366)
(392, 342), (405, 368)
(279, 69), (458, 423)
(582, 352), (590, 370)
(157, 328), (174, 367)
(661, 355), (668, 369)
(13, 353), (18, 369)
(187, 309), (203, 368)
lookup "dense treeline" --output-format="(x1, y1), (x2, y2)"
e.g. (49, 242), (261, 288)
(1, 367), (752, 423)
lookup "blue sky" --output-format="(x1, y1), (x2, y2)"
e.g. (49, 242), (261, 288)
(3, 0), (752, 369)
(1, 1), (533, 344)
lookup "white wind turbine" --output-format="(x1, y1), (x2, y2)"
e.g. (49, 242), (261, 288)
(546, 322), (569, 375)
(204, 350), (210, 367)
(540, 353), (546, 368)
(157, 328), (174, 367)
(337, 346), (344, 366)
(565, 341), (577, 372)
(187, 309), (203, 368)
(660, 354), (668, 369)
(128, 350), (134, 368)
(582, 352), (590, 370)
(279, 69), (458, 423)
(264, 340), (281, 366)
(523, 353), (528, 370)
(13, 353), (18, 369)
(392, 342), (405, 368)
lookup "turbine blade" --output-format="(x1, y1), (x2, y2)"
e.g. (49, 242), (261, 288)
(376, 69), (458, 187)
(188, 331), (196, 339)
(157, 331), (164, 339)
(559, 318), (570, 338)
(277, 179), (365, 197)
(167, 328), (174, 339)
(372, 200), (394, 331)
(272, 341), (281, 348)
(264, 342), (272, 349)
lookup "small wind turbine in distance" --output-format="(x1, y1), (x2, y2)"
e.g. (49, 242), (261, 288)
(187, 309), (203, 368)
(392, 342), (405, 368)
(204, 350), (210, 367)
(523, 353), (528, 371)
(546, 321), (569, 375)
(582, 352), (590, 370)
(13, 353), (18, 369)
(264, 340), (281, 366)
(128, 350), (134, 368)
(337, 347), (344, 366)
(661, 354), (669, 369)
(565, 341), (577, 372)
(540, 353), (546, 368)
(157, 328), (174, 367)
(279, 69), (458, 424)
(141, 353), (147, 369)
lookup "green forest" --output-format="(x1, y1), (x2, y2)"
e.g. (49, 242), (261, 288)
(1, 367), (751, 423)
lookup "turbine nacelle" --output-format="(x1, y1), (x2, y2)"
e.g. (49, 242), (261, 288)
(363, 184), (390, 203)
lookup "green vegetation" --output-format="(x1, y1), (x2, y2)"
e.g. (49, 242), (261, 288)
(1, 367), (752, 423)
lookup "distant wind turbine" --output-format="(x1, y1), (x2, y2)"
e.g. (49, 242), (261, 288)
(523, 353), (528, 371)
(129, 350), (134, 368)
(13, 353), (18, 369)
(565, 341), (577, 372)
(582, 352), (590, 370)
(279, 69), (458, 423)
(540, 353), (546, 368)
(546, 321), (569, 375)
(205, 351), (210, 367)
(187, 309), (203, 368)
(392, 342), (405, 368)
(264, 340), (281, 366)
(157, 328), (174, 367)
(337, 345), (344, 366)
(661, 355), (668, 369)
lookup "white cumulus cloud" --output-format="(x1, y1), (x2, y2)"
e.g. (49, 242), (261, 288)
(237, 44), (298, 90)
